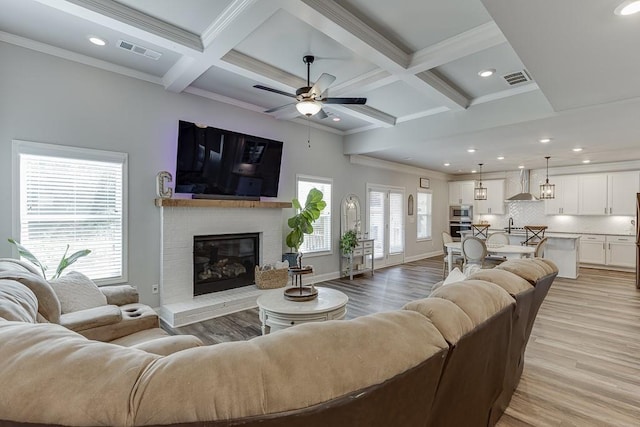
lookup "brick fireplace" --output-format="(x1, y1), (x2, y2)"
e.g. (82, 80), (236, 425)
(156, 198), (289, 327)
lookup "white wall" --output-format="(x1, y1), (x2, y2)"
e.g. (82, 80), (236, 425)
(0, 42), (448, 306)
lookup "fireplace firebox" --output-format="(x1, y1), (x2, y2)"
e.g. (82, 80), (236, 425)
(193, 233), (259, 296)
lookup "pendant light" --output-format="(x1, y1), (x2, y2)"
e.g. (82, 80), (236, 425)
(474, 163), (487, 200)
(540, 156), (555, 199)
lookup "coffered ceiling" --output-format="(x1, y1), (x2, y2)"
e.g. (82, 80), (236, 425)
(1, 0), (640, 174)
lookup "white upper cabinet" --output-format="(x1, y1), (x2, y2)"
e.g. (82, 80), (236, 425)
(545, 175), (579, 215)
(448, 181), (475, 205)
(608, 171), (640, 215)
(476, 179), (505, 214)
(578, 171), (639, 215)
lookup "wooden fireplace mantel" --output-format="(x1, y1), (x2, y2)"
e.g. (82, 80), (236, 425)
(154, 198), (292, 209)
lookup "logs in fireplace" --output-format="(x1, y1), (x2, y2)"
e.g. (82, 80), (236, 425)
(193, 233), (259, 296)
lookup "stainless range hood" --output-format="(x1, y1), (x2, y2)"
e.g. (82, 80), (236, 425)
(506, 169), (540, 201)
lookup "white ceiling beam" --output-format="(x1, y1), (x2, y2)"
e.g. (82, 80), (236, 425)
(288, 0), (468, 111)
(35, 0), (202, 53)
(408, 22), (507, 74)
(220, 50), (305, 91)
(415, 71), (470, 109)
(330, 105), (396, 128)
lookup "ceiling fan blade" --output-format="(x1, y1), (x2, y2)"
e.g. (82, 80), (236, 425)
(322, 97), (367, 105)
(264, 103), (295, 114)
(253, 85), (296, 98)
(316, 108), (328, 120)
(309, 73), (336, 97)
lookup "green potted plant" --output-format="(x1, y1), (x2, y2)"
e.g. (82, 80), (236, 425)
(7, 238), (91, 280)
(339, 229), (359, 255)
(283, 188), (326, 268)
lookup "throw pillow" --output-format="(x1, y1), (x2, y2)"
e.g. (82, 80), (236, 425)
(442, 267), (467, 286)
(50, 271), (107, 314)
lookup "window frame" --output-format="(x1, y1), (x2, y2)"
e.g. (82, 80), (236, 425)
(416, 189), (433, 241)
(295, 174), (333, 257)
(12, 140), (129, 285)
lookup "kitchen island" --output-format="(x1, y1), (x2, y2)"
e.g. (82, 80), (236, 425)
(461, 229), (581, 279)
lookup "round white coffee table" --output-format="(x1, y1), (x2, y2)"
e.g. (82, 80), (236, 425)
(257, 287), (348, 335)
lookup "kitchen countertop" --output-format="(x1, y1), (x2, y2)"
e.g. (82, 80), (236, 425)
(483, 228), (634, 238)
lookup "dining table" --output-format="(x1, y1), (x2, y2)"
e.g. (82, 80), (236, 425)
(444, 241), (535, 273)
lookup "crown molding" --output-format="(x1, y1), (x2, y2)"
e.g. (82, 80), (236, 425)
(350, 155), (450, 181)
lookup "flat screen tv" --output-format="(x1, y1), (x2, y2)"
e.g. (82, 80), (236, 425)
(175, 120), (283, 199)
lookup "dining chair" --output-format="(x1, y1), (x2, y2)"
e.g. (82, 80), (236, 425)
(485, 232), (510, 264)
(534, 237), (548, 258)
(442, 231), (464, 277)
(523, 225), (547, 246)
(486, 232), (510, 245)
(461, 236), (488, 269)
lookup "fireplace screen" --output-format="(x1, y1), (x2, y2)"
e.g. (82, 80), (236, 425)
(193, 233), (259, 296)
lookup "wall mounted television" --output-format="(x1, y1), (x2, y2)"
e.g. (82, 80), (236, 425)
(175, 120), (284, 199)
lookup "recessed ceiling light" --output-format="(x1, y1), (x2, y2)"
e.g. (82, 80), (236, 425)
(467, 148), (476, 153)
(478, 68), (495, 78)
(403, 157), (412, 160)
(471, 169), (477, 173)
(497, 156), (505, 160)
(444, 163), (450, 166)
(582, 159), (591, 164)
(88, 36), (106, 46)
(518, 165), (525, 169)
(572, 147), (583, 152)
(615, 0), (640, 15)
(539, 138), (551, 143)
(332, 117), (341, 122)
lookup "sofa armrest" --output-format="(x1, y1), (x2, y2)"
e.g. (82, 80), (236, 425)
(100, 285), (139, 306)
(59, 305), (122, 332)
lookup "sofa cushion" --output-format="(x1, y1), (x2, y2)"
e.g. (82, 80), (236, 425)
(0, 258), (43, 276)
(467, 268), (533, 296)
(131, 310), (448, 425)
(100, 284), (139, 306)
(442, 267), (466, 286)
(50, 271), (107, 314)
(497, 258), (558, 284)
(0, 321), (160, 426)
(429, 280), (514, 326)
(59, 305), (122, 331)
(0, 279), (38, 322)
(403, 297), (474, 344)
(0, 271), (61, 323)
(110, 328), (203, 356)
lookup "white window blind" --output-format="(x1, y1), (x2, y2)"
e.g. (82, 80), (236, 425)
(417, 191), (432, 240)
(389, 191), (404, 254)
(297, 176), (332, 254)
(368, 190), (385, 260)
(15, 141), (127, 284)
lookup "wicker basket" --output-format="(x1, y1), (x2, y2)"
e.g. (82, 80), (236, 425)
(255, 266), (288, 289)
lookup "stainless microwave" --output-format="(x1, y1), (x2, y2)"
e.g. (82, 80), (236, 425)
(450, 205), (473, 222)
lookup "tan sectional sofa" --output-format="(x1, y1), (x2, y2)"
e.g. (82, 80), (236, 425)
(0, 258), (558, 427)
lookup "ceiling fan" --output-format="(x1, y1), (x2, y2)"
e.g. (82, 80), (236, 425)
(253, 55), (366, 119)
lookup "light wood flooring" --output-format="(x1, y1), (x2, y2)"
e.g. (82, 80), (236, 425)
(164, 258), (640, 427)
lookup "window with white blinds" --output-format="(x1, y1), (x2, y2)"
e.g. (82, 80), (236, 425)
(417, 191), (432, 240)
(13, 141), (127, 284)
(368, 190), (385, 259)
(297, 176), (332, 254)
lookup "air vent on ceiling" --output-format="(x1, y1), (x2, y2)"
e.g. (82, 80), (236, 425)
(502, 69), (531, 86)
(118, 40), (162, 60)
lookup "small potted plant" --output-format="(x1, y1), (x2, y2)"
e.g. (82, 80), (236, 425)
(283, 188), (326, 268)
(339, 229), (359, 255)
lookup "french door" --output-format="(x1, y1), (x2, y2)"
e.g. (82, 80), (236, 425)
(367, 184), (405, 268)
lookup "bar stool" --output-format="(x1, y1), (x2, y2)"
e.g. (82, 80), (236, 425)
(471, 224), (490, 239)
(523, 225), (547, 246)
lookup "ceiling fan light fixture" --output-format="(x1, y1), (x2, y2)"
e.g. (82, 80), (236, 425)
(296, 100), (322, 116)
(615, 0), (640, 15)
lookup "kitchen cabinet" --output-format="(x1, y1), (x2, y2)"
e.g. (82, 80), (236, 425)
(578, 171), (640, 215)
(448, 181), (475, 205)
(579, 234), (636, 269)
(544, 175), (578, 215)
(579, 235), (606, 264)
(606, 236), (636, 268)
(475, 179), (505, 214)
